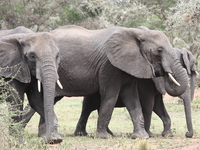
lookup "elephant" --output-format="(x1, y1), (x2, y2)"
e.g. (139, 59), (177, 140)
(74, 47), (197, 138)
(0, 26), (62, 143)
(21, 25), (189, 144)
(0, 26), (33, 38)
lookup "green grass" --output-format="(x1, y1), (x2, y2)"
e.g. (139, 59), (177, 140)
(0, 94), (200, 150)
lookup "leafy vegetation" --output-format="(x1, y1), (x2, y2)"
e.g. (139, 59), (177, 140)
(0, 0), (199, 59)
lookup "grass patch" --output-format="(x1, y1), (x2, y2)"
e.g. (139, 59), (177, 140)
(0, 92), (200, 149)
(193, 97), (200, 104)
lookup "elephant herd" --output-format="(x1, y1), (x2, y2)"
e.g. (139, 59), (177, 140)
(0, 25), (197, 144)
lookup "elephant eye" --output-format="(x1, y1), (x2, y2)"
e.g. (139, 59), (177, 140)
(139, 38), (145, 42)
(56, 53), (60, 59)
(157, 47), (163, 54)
(28, 52), (36, 62)
(56, 53), (60, 65)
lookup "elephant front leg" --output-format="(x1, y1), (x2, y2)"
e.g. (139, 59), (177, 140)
(6, 81), (26, 144)
(7, 95), (24, 144)
(26, 82), (62, 143)
(21, 103), (36, 129)
(38, 113), (62, 142)
(96, 98), (116, 138)
(96, 86), (120, 139)
(121, 82), (149, 139)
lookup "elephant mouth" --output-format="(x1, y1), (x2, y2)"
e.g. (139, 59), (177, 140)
(37, 79), (63, 92)
(152, 62), (164, 77)
(167, 73), (180, 86)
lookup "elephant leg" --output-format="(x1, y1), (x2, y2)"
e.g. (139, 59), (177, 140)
(26, 80), (62, 142)
(21, 103), (36, 129)
(5, 80), (25, 143)
(7, 92), (24, 135)
(138, 79), (157, 137)
(37, 111), (62, 141)
(120, 81), (149, 139)
(74, 93), (101, 136)
(96, 72), (123, 139)
(96, 100), (114, 136)
(140, 96), (155, 137)
(37, 96), (63, 139)
(96, 93), (118, 138)
(153, 94), (173, 137)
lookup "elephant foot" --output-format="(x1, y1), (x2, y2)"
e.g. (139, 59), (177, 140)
(96, 131), (112, 139)
(131, 130), (149, 139)
(185, 131), (193, 138)
(74, 130), (88, 136)
(146, 130), (154, 137)
(107, 127), (114, 136)
(39, 128), (63, 144)
(162, 130), (173, 137)
(44, 134), (63, 144)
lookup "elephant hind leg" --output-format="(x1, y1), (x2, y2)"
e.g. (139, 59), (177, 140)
(74, 94), (101, 136)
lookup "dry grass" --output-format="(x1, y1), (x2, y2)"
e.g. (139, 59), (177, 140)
(1, 90), (200, 150)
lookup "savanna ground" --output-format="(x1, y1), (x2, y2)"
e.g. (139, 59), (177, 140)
(0, 89), (200, 150)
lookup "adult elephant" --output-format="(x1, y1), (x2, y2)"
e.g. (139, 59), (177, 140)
(74, 48), (197, 138)
(22, 25), (188, 144)
(0, 26), (62, 143)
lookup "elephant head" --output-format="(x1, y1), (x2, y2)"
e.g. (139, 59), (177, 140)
(104, 27), (188, 96)
(0, 31), (62, 143)
(151, 47), (197, 138)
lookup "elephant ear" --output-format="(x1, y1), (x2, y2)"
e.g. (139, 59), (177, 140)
(181, 48), (197, 75)
(0, 34), (31, 83)
(104, 28), (155, 78)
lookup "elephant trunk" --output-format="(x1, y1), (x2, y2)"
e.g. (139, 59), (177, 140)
(164, 59), (188, 96)
(179, 72), (196, 138)
(189, 72), (196, 101)
(40, 61), (58, 144)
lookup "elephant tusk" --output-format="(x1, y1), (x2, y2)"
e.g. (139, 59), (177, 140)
(168, 73), (180, 86)
(57, 80), (63, 89)
(195, 71), (199, 75)
(38, 80), (41, 92)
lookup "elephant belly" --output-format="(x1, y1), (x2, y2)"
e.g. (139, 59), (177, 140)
(56, 73), (99, 97)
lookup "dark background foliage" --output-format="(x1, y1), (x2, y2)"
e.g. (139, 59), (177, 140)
(0, 0), (200, 61)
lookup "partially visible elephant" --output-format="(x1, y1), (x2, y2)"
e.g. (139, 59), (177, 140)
(74, 47), (197, 138)
(22, 25), (188, 144)
(0, 26), (62, 143)
(74, 48), (196, 137)
(0, 26), (33, 38)
(139, 48), (197, 138)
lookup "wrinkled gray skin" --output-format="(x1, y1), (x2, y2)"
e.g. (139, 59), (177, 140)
(22, 25), (188, 144)
(0, 26), (61, 143)
(74, 48), (196, 138)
